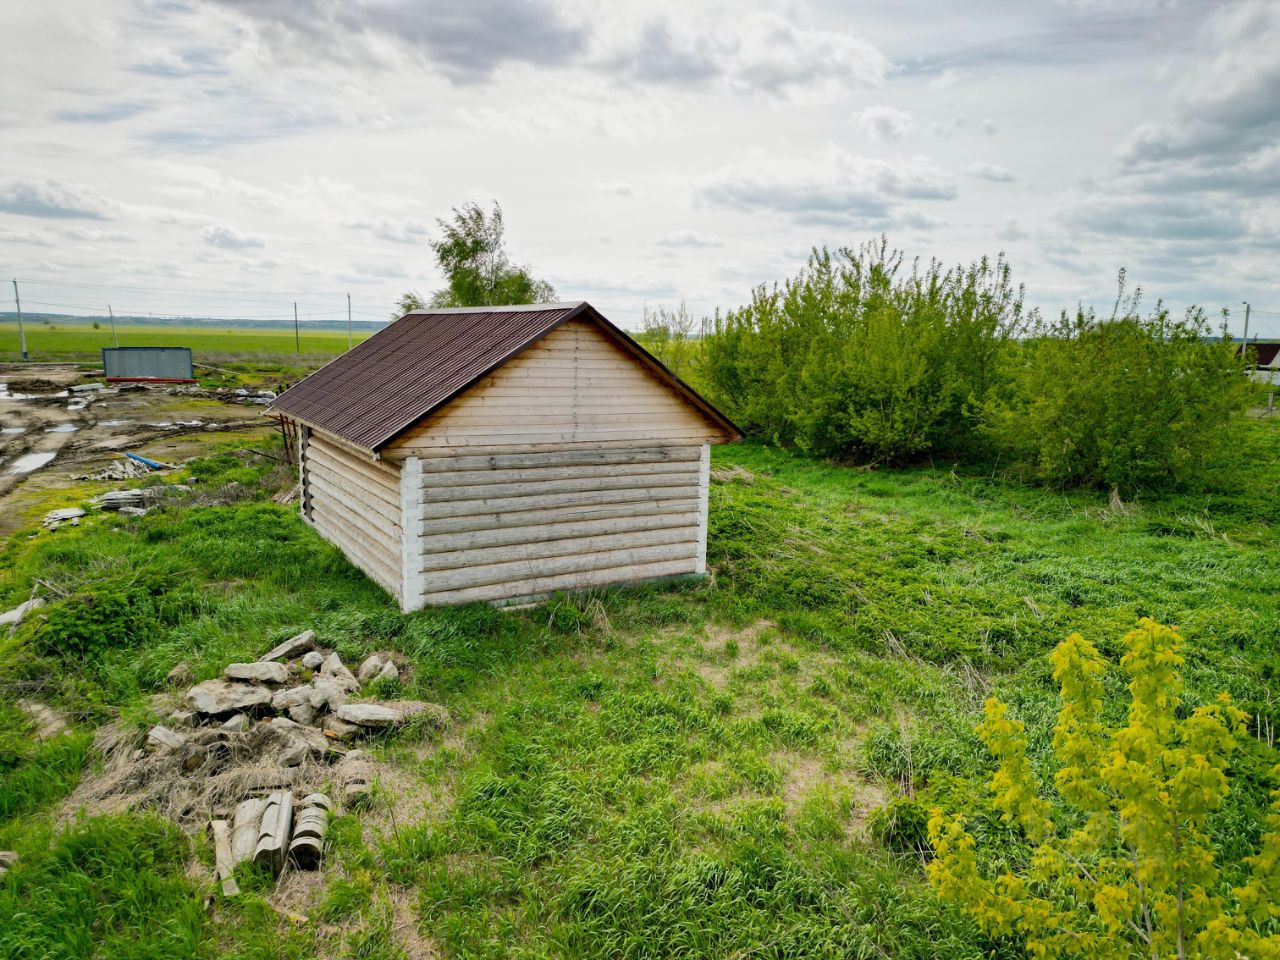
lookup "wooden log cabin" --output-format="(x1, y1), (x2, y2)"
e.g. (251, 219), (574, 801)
(270, 302), (740, 610)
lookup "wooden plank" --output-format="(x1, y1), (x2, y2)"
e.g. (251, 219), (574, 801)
(696, 443), (710, 575)
(306, 473), (402, 535)
(420, 525), (694, 573)
(417, 446), (698, 472)
(306, 459), (401, 519)
(419, 510), (696, 555)
(399, 457), (425, 612)
(419, 497), (700, 536)
(422, 460), (698, 488)
(415, 413), (703, 429)
(311, 512), (399, 586)
(422, 540), (697, 593)
(312, 508), (402, 593)
(422, 471), (694, 503)
(389, 440), (707, 460)
(394, 427), (726, 450)
(419, 483), (699, 521)
(306, 443), (400, 491)
(418, 557), (699, 606)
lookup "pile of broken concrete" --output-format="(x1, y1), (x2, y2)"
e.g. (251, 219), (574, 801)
(172, 629), (445, 746)
(69, 629), (445, 889)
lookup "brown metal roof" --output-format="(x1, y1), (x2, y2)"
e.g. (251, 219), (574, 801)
(270, 301), (740, 452)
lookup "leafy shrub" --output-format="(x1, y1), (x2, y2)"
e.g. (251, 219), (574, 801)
(24, 571), (194, 660)
(928, 620), (1280, 956)
(978, 274), (1253, 494)
(703, 237), (1026, 464)
(867, 794), (930, 855)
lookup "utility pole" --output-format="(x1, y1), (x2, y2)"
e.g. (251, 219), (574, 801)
(347, 292), (352, 351)
(12, 279), (27, 361)
(294, 301), (300, 356)
(107, 304), (118, 347)
(1242, 301), (1251, 344)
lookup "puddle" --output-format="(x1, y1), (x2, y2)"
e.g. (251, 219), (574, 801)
(45, 424), (79, 434)
(7, 451), (56, 474)
(0, 386), (69, 400)
(1, 427), (25, 435)
(146, 420), (204, 429)
(99, 420), (132, 427)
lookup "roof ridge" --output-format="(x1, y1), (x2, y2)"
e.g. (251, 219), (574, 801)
(403, 301), (585, 315)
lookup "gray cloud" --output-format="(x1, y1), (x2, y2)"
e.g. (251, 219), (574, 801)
(1117, 3), (1280, 186)
(55, 102), (150, 124)
(211, 0), (588, 85)
(348, 216), (431, 245)
(657, 230), (723, 248)
(965, 161), (1016, 182)
(0, 178), (117, 219)
(856, 105), (912, 142)
(201, 223), (265, 249)
(699, 147), (955, 226)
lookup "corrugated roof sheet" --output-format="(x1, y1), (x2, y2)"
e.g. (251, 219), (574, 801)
(270, 300), (739, 451)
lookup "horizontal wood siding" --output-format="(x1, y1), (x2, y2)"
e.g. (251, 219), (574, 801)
(384, 319), (735, 455)
(414, 443), (702, 605)
(304, 431), (404, 601)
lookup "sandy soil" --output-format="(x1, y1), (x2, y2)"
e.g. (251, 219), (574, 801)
(0, 363), (280, 535)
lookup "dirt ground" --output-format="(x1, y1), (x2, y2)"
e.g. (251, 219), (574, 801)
(0, 363), (280, 535)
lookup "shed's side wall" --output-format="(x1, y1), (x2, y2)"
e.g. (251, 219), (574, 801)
(302, 430), (404, 603)
(411, 444), (705, 606)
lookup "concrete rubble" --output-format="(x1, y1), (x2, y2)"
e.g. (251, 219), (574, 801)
(130, 633), (442, 892)
(260, 630), (315, 663)
(223, 661), (289, 684)
(43, 507), (85, 529)
(0, 596), (44, 628)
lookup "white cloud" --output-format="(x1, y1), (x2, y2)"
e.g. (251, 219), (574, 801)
(929, 68), (965, 90)
(657, 229), (722, 248)
(856, 105), (912, 142)
(201, 223), (266, 249)
(60, 226), (134, 242)
(595, 181), (635, 196)
(965, 161), (1017, 182)
(0, 177), (119, 219)
(0, 228), (52, 246)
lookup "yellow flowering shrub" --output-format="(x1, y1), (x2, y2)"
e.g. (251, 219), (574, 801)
(928, 619), (1280, 959)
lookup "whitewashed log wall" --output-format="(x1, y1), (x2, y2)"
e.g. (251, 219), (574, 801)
(404, 444), (706, 605)
(301, 431), (404, 604)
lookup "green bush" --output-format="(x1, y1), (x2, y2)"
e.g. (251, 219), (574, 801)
(24, 571), (194, 660)
(703, 238), (1025, 464)
(867, 794), (930, 855)
(979, 274), (1253, 494)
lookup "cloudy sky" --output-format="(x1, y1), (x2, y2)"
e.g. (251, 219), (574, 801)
(1, 0), (1277, 334)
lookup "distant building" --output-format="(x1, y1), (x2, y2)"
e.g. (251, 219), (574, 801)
(1241, 340), (1280, 385)
(270, 302), (740, 610)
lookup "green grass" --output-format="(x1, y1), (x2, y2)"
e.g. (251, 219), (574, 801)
(0, 321), (373, 361)
(0, 422), (1276, 957)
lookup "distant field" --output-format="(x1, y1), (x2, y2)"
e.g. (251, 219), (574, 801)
(0, 322), (373, 362)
